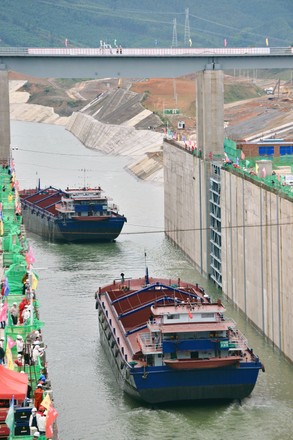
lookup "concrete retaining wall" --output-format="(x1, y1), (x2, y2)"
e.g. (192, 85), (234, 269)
(164, 143), (293, 362)
(66, 112), (164, 157)
(221, 170), (293, 362)
(163, 142), (209, 275)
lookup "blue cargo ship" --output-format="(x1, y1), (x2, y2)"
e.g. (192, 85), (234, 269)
(19, 186), (126, 242)
(95, 272), (264, 403)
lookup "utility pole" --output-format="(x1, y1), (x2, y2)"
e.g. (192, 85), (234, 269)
(184, 8), (191, 47)
(171, 18), (178, 48)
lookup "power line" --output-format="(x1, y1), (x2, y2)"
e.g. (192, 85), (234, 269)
(121, 220), (293, 236)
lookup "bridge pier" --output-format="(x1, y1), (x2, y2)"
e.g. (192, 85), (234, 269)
(0, 67), (10, 163)
(196, 67), (224, 157)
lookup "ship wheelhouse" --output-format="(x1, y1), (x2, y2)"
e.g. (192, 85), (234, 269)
(55, 187), (117, 219)
(136, 302), (247, 367)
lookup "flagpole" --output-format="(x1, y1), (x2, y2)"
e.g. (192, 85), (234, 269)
(28, 266), (34, 327)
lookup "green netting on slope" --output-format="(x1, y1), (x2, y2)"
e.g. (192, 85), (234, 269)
(5, 319), (45, 339)
(2, 234), (13, 251)
(9, 435), (46, 440)
(224, 138), (241, 162)
(5, 262), (27, 294)
(223, 162), (293, 198)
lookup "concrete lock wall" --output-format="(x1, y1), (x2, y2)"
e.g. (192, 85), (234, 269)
(163, 142), (209, 275)
(164, 144), (293, 361)
(221, 170), (293, 362)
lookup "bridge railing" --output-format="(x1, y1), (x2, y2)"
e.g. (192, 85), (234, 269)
(0, 46), (291, 57)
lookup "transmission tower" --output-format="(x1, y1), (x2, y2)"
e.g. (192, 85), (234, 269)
(171, 18), (178, 48)
(184, 8), (191, 47)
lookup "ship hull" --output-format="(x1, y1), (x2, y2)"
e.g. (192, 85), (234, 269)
(21, 205), (125, 242)
(99, 318), (261, 404)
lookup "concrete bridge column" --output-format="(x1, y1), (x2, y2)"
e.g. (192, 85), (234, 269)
(0, 66), (11, 164)
(195, 68), (224, 276)
(196, 68), (224, 157)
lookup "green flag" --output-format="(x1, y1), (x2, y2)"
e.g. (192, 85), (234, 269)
(5, 397), (14, 433)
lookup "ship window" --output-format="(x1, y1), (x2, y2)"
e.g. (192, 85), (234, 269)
(117, 337), (120, 345)
(201, 313), (214, 319)
(191, 352), (199, 359)
(167, 314), (180, 320)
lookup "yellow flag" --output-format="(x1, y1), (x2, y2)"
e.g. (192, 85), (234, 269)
(265, 38), (269, 47)
(40, 393), (52, 410)
(31, 272), (39, 290)
(0, 221), (3, 236)
(255, 163), (259, 175)
(5, 345), (14, 371)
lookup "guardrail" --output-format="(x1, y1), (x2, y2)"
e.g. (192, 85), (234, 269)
(0, 46), (292, 57)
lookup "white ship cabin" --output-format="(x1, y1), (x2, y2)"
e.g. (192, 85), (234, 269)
(55, 187), (115, 218)
(136, 301), (247, 367)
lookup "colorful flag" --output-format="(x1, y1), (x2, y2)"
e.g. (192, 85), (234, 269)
(224, 38), (227, 47)
(7, 336), (16, 349)
(266, 38), (269, 47)
(46, 404), (58, 439)
(31, 272), (39, 290)
(25, 246), (35, 265)
(245, 160), (250, 168)
(262, 167), (267, 178)
(41, 393), (52, 410)
(65, 38), (68, 47)
(188, 310), (193, 319)
(255, 163), (259, 175)
(5, 345), (14, 370)
(0, 302), (8, 321)
(5, 398), (14, 433)
(241, 151), (245, 160)
(4, 278), (10, 296)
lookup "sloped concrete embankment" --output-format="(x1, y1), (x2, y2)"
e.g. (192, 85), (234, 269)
(9, 80), (68, 125)
(66, 112), (164, 182)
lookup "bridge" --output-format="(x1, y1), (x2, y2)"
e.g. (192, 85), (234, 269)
(0, 46), (293, 164)
(0, 46), (292, 78)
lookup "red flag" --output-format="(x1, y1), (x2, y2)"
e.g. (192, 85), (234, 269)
(241, 151), (245, 160)
(46, 404), (58, 438)
(188, 310), (193, 319)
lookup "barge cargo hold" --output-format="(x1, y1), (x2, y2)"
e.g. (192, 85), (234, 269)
(95, 271), (264, 404)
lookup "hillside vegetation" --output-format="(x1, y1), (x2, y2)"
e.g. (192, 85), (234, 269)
(1, 0), (292, 49)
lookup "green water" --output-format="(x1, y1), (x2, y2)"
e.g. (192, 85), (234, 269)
(12, 121), (293, 440)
